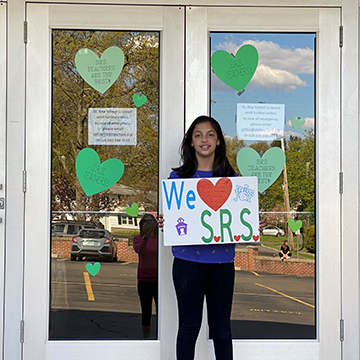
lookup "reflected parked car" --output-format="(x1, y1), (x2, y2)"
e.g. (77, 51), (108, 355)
(71, 229), (117, 261)
(261, 226), (285, 237)
(52, 220), (99, 238)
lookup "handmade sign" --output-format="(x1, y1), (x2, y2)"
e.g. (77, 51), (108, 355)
(210, 44), (258, 92)
(162, 176), (259, 246)
(288, 219), (303, 233)
(88, 108), (137, 145)
(133, 93), (147, 108)
(236, 147), (285, 193)
(76, 148), (124, 196)
(291, 116), (305, 130)
(86, 262), (101, 276)
(237, 103), (285, 141)
(75, 46), (124, 94)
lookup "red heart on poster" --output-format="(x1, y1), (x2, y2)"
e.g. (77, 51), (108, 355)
(234, 235), (241, 242)
(214, 236), (221, 242)
(197, 178), (232, 212)
(253, 235), (260, 242)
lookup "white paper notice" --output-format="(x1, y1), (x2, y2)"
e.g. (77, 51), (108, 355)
(88, 108), (137, 145)
(237, 103), (285, 141)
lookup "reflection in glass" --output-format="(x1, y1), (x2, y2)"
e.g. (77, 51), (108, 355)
(133, 214), (158, 338)
(210, 32), (316, 339)
(50, 30), (159, 340)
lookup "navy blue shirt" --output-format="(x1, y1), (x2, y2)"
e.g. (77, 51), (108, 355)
(169, 170), (236, 264)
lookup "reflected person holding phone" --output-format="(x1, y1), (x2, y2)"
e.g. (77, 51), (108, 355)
(133, 213), (158, 338)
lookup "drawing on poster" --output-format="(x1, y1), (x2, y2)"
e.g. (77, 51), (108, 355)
(162, 176), (259, 246)
(75, 46), (124, 94)
(237, 103), (285, 141)
(236, 147), (285, 193)
(88, 108), (137, 146)
(211, 44), (258, 92)
(75, 148), (124, 196)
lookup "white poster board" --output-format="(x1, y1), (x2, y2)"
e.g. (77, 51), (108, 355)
(88, 108), (137, 145)
(162, 176), (259, 246)
(237, 103), (285, 141)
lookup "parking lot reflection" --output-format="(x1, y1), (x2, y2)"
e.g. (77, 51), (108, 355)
(50, 259), (314, 340)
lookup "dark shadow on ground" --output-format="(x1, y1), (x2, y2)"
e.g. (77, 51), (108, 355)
(231, 319), (316, 339)
(49, 309), (157, 340)
(50, 310), (315, 340)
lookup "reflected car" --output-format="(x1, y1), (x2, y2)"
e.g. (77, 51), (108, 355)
(261, 226), (285, 237)
(71, 229), (117, 261)
(52, 220), (99, 238)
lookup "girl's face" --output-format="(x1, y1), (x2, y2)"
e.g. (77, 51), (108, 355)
(191, 121), (220, 161)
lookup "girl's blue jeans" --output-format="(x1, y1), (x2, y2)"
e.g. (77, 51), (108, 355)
(172, 257), (234, 360)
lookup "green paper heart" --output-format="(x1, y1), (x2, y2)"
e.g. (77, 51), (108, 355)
(288, 219), (303, 233)
(133, 93), (147, 107)
(211, 44), (258, 92)
(76, 148), (124, 196)
(236, 147), (285, 193)
(291, 116), (305, 130)
(86, 262), (101, 276)
(75, 46), (124, 94)
(125, 203), (139, 217)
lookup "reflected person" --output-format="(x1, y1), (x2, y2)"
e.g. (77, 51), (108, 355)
(279, 240), (292, 261)
(133, 213), (158, 338)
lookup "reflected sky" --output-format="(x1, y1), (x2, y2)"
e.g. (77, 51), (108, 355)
(210, 33), (315, 139)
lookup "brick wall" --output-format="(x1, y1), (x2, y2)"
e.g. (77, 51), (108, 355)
(234, 246), (314, 277)
(52, 238), (314, 276)
(116, 239), (138, 262)
(254, 256), (315, 276)
(52, 237), (72, 258)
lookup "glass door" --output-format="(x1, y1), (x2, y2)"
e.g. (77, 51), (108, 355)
(186, 6), (340, 360)
(24, 3), (183, 359)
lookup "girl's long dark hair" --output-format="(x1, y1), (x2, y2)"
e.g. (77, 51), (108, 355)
(172, 115), (236, 178)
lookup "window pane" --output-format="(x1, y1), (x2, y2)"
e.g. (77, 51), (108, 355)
(210, 32), (316, 339)
(50, 30), (159, 340)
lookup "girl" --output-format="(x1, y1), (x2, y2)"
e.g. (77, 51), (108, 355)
(279, 240), (292, 261)
(133, 213), (158, 338)
(160, 115), (238, 360)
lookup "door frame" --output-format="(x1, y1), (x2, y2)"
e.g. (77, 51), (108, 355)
(5, 2), (353, 360)
(0, 4), (6, 360)
(341, 2), (360, 360)
(4, 1), (27, 359)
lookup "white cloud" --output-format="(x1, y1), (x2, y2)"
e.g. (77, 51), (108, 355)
(250, 64), (307, 91)
(213, 39), (314, 92)
(243, 40), (314, 74)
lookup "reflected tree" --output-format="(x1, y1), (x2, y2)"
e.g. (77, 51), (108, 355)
(52, 30), (159, 215)
(227, 132), (314, 223)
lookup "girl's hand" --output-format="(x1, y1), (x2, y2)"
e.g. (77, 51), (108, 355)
(157, 214), (165, 232)
(259, 218), (266, 233)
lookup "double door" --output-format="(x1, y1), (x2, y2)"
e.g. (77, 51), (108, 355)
(18, 3), (342, 360)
